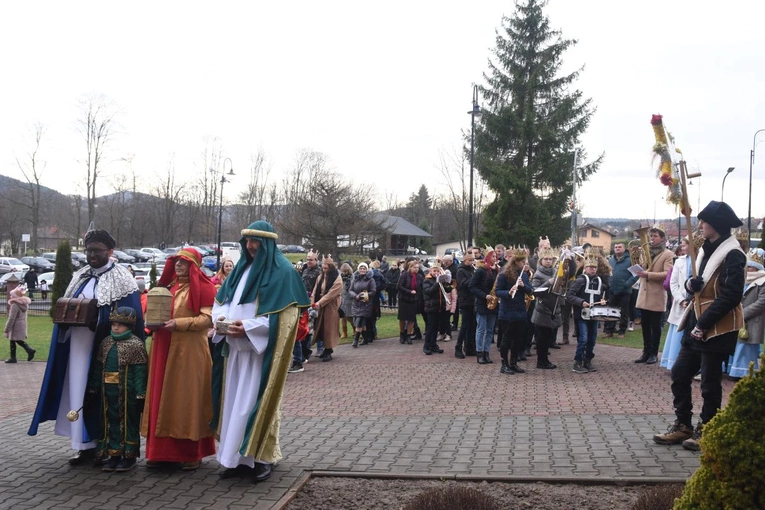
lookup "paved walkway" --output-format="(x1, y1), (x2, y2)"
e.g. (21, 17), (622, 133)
(0, 337), (730, 509)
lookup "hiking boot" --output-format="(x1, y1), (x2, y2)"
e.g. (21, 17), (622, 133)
(653, 421), (694, 445)
(288, 362), (304, 373)
(572, 361), (588, 374)
(682, 423), (703, 451)
(617, 333), (625, 339)
(583, 359), (597, 372)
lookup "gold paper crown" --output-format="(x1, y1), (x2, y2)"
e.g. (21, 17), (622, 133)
(538, 246), (557, 259)
(510, 245), (528, 259)
(748, 248), (765, 267)
(538, 235), (551, 247)
(583, 248), (599, 267)
(322, 254), (334, 264)
(735, 229), (750, 251)
(651, 223), (666, 234)
(109, 307), (137, 325)
(484, 244), (495, 254)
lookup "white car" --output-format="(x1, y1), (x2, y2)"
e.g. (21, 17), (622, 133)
(0, 257), (30, 274)
(140, 247), (166, 262)
(37, 272), (55, 288)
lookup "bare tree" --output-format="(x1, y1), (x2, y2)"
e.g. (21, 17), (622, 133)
(151, 159), (186, 245)
(279, 149), (386, 256)
(13, 123), (46, 251)
(198, 137), (224, 242)
(438, 147), (491, 250)
(70, 194), (85, 244)
(234, 150), (279, 228)
(102, 173), (131, 247)
(77, 94), (118, 225)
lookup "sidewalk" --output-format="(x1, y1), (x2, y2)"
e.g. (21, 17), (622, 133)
(0, 338), (727, 509)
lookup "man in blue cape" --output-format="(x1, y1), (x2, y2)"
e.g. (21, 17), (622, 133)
(28, 228), (145, 465)
(210, 221), (309, 482)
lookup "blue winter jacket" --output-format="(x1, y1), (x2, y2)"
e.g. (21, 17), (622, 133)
(609, 254), (637, 295)
(494, 271), (532, 322)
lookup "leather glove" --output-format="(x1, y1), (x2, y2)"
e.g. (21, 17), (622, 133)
(686, 277), (704, 293)
(690, 326), (705, 341)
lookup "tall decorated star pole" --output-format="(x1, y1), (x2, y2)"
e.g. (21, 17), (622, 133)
(650, 114), (701, 279)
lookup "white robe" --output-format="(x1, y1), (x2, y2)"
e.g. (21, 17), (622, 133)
(53, 263), (114, 450)
(212, 265), (271, 469)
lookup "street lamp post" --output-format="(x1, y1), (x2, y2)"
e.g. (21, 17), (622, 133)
(215, 158), (235, 270)
(721, 166), (735, 201)
(467, 84), (482, 249)
(749, 130), (765, 249)
(570, 148), (580, 247)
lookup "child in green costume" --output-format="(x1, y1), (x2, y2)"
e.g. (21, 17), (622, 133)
(87, 306), (148, 472)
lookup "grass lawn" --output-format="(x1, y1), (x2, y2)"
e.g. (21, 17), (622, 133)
(2, 313), (657, 361)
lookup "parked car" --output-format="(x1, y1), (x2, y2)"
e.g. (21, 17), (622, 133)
(202, 256), (218, 272)
(283, 245), (307, 253)
(0, 257), (30, 274)
(140, 247), (166, 262)
(112, 250), (136, 264)
(71, 252), (88, 268)
(163, 248), (179, 255)
(443, 249), (464, 262)
(21, 256), (55, 273)
(123, 249), (151, 263)
(0, 272), (24, 290)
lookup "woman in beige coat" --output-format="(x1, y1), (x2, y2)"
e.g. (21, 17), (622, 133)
(312, 256), (343, 362)
(4, 286), (35, 363)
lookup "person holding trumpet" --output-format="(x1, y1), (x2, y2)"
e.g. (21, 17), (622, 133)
(566, 250), (609, 373)
(495, 247), (534, 375)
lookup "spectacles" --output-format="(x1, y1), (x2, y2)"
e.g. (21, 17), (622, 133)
(85, 248), (109, 255)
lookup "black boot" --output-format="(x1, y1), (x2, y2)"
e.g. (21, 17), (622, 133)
(17, 341), (35, 361)
(483, 351), (493, 364)
(414, 327), (423, 340)
(399, 332), (407, 344)
(509, 354), (525, 373)
(454, 348), (465, 359)
(352, 333), (360, 348)
(5, 342), (17, 364)
(634, 352), (650, 363)
(360, 331), (370, 346)
(477, 353), (487, 364)
(500, 360), (514, 374)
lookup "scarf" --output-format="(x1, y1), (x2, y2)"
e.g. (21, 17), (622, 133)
(410, 271), (417, 289)
(314, 268), (339, 302)
(744, 270), (765, 293)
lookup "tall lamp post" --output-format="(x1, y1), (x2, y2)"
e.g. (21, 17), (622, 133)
(721, 166), (735, 201)
(215, 158), (235, 270)
(749, 130), (765, 249)
(570, 147), (580, 247)
(467, 84), (482, 249)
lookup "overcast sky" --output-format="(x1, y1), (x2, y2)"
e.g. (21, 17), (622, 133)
(2, 0), (764, 223)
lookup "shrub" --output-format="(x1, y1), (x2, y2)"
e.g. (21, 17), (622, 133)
(49, 240), (74, 318)
(403, 485), (502, 510)
(674, 354), (765, 509)
(630, 484), (684, 510)
(149, 263), (157, 289)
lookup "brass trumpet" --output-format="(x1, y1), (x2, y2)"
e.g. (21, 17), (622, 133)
(629, 226), (652, 269)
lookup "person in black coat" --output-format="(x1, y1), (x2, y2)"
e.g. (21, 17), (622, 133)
(385, 260), (402, 308)
(469, 248), (500, 364)
(653, 201), (746, 451)
(455, 254), (476, 358)
(422, 266), (451, 355)
(495, 251), (533, 373)
(397, 260), (423, 344)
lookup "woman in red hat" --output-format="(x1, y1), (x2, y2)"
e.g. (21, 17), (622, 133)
(141, 248), (217, 470)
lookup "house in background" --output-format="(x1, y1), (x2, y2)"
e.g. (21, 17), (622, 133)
(576, 223), (614, 253)
(374, 214), (432, 255)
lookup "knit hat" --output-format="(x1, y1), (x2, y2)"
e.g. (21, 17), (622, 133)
(697, 200), (743, 235)
(357, 262), (369, 271)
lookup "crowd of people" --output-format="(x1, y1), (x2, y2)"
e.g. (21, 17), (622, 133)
(18, 200), (763, 478)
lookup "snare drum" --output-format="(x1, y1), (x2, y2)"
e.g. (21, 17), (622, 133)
(583, 305), (621, 322)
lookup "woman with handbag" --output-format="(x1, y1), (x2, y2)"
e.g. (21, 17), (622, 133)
(311, 256), (342, 361)
(349, 262), (376, 347)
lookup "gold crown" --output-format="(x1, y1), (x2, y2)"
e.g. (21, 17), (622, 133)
(735, 229), (750, 251)
(749, 248), (765, 267)
(322, 254), (334, 264)
(510, 245), (528, 259)
(583, 248), (599, 267)
(108, 307), (136, 325)
(651, 223), (666, 234)
(538, 246), (557, 260)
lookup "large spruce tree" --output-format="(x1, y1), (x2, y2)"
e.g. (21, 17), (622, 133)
(475, 0), (602, 247)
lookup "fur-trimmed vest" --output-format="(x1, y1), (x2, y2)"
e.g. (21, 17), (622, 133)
(678, 235), (744, 342)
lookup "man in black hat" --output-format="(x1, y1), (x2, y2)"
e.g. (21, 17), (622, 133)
(653, 201), (745, 451)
